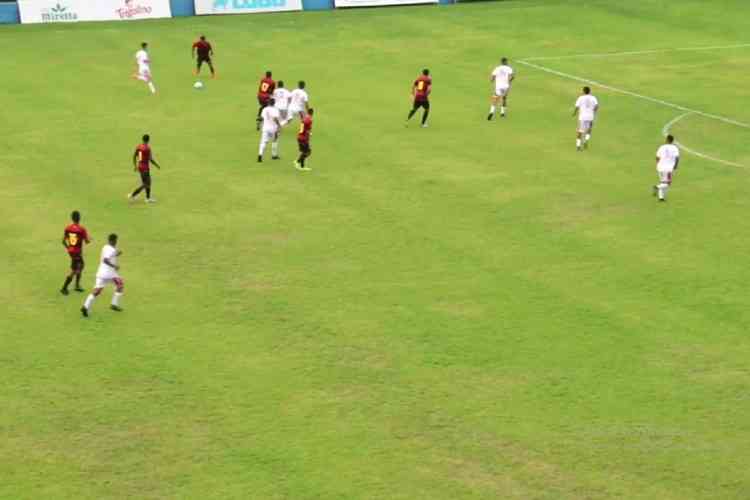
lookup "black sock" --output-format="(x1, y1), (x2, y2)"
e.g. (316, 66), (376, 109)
(407, 109), (417, 120)
(146, 187), (151, 199)
(422, 109), (430, 125)
(62, 276), (73, 290)
(300, 156), (305, 167)
(132, 186), (143, 197)
(74, 275), (81, 288)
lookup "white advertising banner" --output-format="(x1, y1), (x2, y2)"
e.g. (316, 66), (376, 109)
(335, 0), (436, 6)
(18, 0), (172, 24)
(195, 0), (303, 15)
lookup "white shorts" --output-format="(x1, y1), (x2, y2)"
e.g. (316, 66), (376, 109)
(494, 86), (510, 97)
(657, 169), (674, 184)
(288, 108), (305, 120)
(137, 66), (152, 82)
(261, 130), (278, 143)
(578, 120), (593, 133)
(95, 275), (124, 289)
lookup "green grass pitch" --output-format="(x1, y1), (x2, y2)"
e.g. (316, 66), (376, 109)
(2, 0), (750, 498)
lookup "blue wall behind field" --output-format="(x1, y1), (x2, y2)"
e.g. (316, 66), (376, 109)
(0, 2), (19, 24)
(171, 0), (196, 16)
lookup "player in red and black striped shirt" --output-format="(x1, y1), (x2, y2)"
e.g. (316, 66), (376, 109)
(192, 35), (215, 78)
(61, 210), (91, 295)
(128, 134), (161, 203)
(257, 70), (276, 131)
(294, 108), (314, 171)
(406, 68), (432, 128)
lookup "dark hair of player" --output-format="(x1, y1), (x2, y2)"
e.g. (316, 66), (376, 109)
(71, 210), (80, 223)
(200, 35), (206, 41)
(298, 80), (306, 89)
(268, 98), (276, 106)
(265, 70), (272, 77)
(666, 134), (674, 143)
(501, 57), (508, 64)
(422, 69), (430, 76)
(108, 233), (118, 245)
(142, 134), (150, 143)
(583, 86), (591, 94)
(277, 80), (284, 88)
(141, 42), (148, 49)
(308, 108), (315, 115)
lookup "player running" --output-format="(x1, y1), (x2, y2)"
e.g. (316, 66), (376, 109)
(288, 81), (310, 122)
(61, 210), (91, 295)
(273, 81), (292, 122)
(294, 108), (314, 172)
(133, 42), (156, 95)
(258, 98), (283, 162)
(257, 71), (276, 131)
(81, 234), (124, 317)
(407, 69), (432, 128)
(128, 134), (161, 203)
(573, 86), (599, 151)
(653, 134), (680, 202)
(192, 35), (215, 78)
(488, 57), (514, 120)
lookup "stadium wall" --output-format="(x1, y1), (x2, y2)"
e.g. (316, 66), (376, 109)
(0, 0), (454, 24)
(0, 2), (19, 23)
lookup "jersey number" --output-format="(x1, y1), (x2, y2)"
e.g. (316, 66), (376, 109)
(68, 234), (79, 246)
(261, 82), (270, 92)
(416, 81), (425, 91)
(298, 123), (305, 134)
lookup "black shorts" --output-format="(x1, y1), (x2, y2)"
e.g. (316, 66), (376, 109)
(298, 140), (311, 154)
(197, 55), (211, 65)
(258, 96), (271, 107)
(413, 99), (430, 110)
(69, 253), (84, 271)
(140, 170), (151, 185)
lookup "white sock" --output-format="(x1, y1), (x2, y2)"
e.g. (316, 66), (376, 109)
(585, 133), (591, 142)
(258, 139), (267, 156)
(489, 105), (496, 114)
(148, 82), (156, 94)
(112, 292), (123, 307)
(271, 141), (279, 157)
(576, 138), (582, 148)
(658, 183), (668, 200)
(84, 294), (96, 310)
(500, 106), (506, 115)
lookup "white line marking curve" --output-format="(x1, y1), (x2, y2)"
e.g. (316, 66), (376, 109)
(662, 113), (746, 169)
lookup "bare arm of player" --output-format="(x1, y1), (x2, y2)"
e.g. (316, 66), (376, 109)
(192, 45), (196, 59)
(132, 150), (139, 170)
(62, 231), (69, 249)
(572, 107), (579, 117)
(674, 156), (680, 170)
(103, 258), (119, 271)
(150, 155), (161, 169)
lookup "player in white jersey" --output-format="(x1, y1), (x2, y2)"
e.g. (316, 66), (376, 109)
(573, 86), (599, 151)
(258, 98), (283, 163)
(273, 81), (292, 121)
(488, 57), (515, 120)
(133, 42), (156, 94)
(288, 81), (310, 121)
(653, 134), (680, 202)
(81, 234), (124, 317)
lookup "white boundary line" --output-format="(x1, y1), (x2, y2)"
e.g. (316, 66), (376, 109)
(662, 113), (746, 169)
(516, 59), (750, 129)
(522, 43), (750, 61)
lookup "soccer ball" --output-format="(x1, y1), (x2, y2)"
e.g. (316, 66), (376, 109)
(193, 81), (204, 90)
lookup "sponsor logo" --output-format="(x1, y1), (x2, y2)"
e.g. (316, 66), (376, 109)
(40, 3), (78, 22)
(116, 0), (153, 19)
(212, 0), (288, 10)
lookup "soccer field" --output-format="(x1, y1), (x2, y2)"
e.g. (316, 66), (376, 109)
(2, 0), (750, 498)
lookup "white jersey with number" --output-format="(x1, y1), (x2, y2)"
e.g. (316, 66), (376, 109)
(656, 144), (680, 172)
(135, 49), (150, 71)
(261, 106), (281, 133)
(289, 88), (309, 113)
(492, 64), (514, 89)
(96, 244), (120, 280)
(273, 88), (291, 111)
(575, 94), (598, 121)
